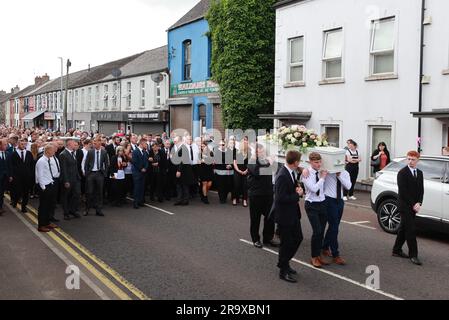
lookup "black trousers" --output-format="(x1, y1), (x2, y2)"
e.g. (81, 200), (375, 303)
(233, 173), (248, 201)
(278, 222), (303, 273)
(61, 181), (81, 216)
(0, 175), (7, 208)
(86, 172), (104, 212)
(38, 183), (57, 227)
(305, 201), (328, 258)
(249, 195), (275, 243)
(149, 171), (163, 201)
(189, 165), (199, 197)
(176, 182), (190, 203)
(216, 174), (233, 203)
(344, 164), (359, 197)
(110, 178), (126, 205)
(393, 210), (418, 258)
(125, 174), (134, 196)
(11, 177), (30, 210)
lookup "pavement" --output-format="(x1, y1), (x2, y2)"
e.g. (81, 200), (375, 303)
(1, 190), (449, 300)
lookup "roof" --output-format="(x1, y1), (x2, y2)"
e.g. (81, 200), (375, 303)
(10, 84), (39, 99)
(168, 0), (210, 31)
(411, 109), (449, 119)
(0, 93), (13, 104)
(102, 46), (168, 81)
(22, 110), (46, 121)
(274, 0), (307, 9)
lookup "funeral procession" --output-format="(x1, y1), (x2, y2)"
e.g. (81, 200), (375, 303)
(2, 0), (449, 306)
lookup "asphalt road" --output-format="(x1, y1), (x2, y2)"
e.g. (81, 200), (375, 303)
(18, 191), (449, 300)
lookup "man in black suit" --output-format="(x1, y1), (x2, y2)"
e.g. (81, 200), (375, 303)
(160, 139), (172, 201)
(131, 138), (149, 209)
(172, 136), (194, 206)
(0, 139), (11, 216)
(10, 138), (34, 213)
(59, 138), (82, 220)
(392, 151), (425, 266)
(274, 150), (304, 283)
(84, 138), (109, 216)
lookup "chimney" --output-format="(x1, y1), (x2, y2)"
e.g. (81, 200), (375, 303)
(0, 90), (6, 96)
(88, 64), (91, 72)
(35, 76), (42, 86)
(11, 85), (20, 94)
(41, 73), (50, 84)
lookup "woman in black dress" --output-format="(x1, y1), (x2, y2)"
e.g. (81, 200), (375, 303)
(109, 146), (128, 207)
(199, 141), (214, 204)
(233, 136), (251, 207)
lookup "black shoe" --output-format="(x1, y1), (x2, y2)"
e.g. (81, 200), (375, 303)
(84, 210), (89, 216)
(174, 201), (183, 206)
(133, 205), (140, 209)
(158, 198), (164, 203)
(263, 240), (280, 248)
(203, 197), (210, 204)
(64, 215), (71, 221)
(181, 201), (189, 206)
(287, 267), (298, 275)
(70, 212), (81, 219)
(138, 203), (145, 207)
(253, 241), (263, 249)
(279, 272), (297, 283)
(392, 251), (409, 259)
(410, 257), (422, 265)
(96, 212), (105, 217)
(21, 208), (27, 213)
(49, 218), (60, 223)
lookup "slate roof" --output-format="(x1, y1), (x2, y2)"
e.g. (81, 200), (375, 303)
(168, 0), (210, 31)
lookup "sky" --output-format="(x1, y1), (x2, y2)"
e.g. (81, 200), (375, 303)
(0, 0), (200, 92)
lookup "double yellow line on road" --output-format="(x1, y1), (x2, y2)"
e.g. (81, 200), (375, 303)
(6, 195), (150, 300)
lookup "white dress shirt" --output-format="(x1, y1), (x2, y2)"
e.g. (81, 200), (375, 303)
(35, 155), (60, 190)
(324, 171), (352, 199)
(81, 148), (89, 176)
(186, 143), (200, 165)
(16, 148), (27, 162)
(92, 149), (102, 172)
(408, 166), (418, 177)
(302, 167), (326, 203)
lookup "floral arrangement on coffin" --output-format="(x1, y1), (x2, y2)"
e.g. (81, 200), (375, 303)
(267, 125), (329, 153)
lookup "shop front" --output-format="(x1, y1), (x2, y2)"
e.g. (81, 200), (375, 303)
(92, 112), (127, 136)
(127, 111), (169, 135)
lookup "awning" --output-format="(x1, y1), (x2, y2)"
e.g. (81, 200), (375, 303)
(22, 110), (45, 121)
(411, 109), (449, 119)
(258, 112), (312, 121)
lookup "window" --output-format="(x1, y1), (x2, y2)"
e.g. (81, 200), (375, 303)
(156, 82), (161, 106)
(53, 93), (57, 111)
(88, 88), (92, 110)
(127, 82), (132, 108)
(183, 40), (192, 81)
(323, 28), (343, 79)
(95, 86), (99, 109)
(324, 126), (340, 147)
(75, 90), (79, 112)
(68, 91), (72, 112)
(370, 17), (395, 75)
(417, 160), (447, 181)
(104, 85), (109, 109)
(81, 89), (85, 112)
(140, 80), (145, 107)
(289, 37), (304, 82)
(112, 83), (117, 108)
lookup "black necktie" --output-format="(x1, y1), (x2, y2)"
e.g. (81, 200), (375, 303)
(337, 178), (342, 200)
(413, 170), (417, 179)
(72, 151), (76, 160)
(291, 171), (296, 186)
(96, 151), (100, 170)
(21, 150), (25, 162)
(190, 146), (194, 161)
(48, 158), (54, 179)
(315, 172), (320, 196)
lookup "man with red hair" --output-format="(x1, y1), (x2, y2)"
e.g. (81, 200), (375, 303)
(392, 150), (424, 265)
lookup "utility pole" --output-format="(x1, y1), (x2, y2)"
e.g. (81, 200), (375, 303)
(63, 59), (71, 132)
(58, 57), (63, 131)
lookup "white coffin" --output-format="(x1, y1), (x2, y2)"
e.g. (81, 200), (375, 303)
(303, 147), (346, 173)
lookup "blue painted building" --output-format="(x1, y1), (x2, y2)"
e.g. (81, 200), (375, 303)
(167, 0), (223, 138)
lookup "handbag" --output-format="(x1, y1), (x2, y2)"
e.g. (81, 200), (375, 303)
(370, 155), (381, 167)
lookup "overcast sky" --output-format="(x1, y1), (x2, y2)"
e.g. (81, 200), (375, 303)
(0, 0), (200, 92)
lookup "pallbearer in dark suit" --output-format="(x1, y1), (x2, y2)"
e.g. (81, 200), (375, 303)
(10, 138), (34, 213)
(84, 138), (110, 216)
(393, 151), (425, 266)
(59, 138), (82, 220)
(131, 138), (149, 209)
(274, 150), (304, 283)
(172, 136), (194, 206)
(0, 139), (11, 216)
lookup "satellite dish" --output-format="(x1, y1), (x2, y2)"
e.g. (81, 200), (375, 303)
(111, 68), (122, 78)
(151, 73), (164, 83)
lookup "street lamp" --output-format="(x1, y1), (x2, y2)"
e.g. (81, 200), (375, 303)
(63, 59), (71, 132)
(58, 57), (63, 130)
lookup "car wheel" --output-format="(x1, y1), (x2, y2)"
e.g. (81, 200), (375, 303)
(377, 199), (401, 234)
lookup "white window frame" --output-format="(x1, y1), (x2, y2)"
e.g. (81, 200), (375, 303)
(81, 89), (85, 112)
(155, 82), (161, 107)
(322, 28), (344, 80)
(75, 90), (79, 112)
(103, 85), (109, 109)
(112, 83), (118, 108)
(140, 80), (145, 108)
(88, 88), (92, 110)
(370, 17), (396, 76)
(126, 82), (132, 109)
(95, 86), (100, 109)
(320, 123), (342, 148)
(288, 36), (305, 83)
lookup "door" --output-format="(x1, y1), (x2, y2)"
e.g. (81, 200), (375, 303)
(416, 159), (445, 232)
(369, 126), (392, 177)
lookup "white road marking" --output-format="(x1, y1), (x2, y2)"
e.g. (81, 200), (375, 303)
(10, 205), (111, 300)
(239, 239), (403, 301)
(126, 197), (175, 216)
(345, 203), (373, 210)
(341, 220), (377, 230)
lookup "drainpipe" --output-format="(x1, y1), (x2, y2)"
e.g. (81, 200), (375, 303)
(417, 0), (426, 153)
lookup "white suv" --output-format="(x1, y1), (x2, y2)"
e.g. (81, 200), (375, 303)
(371, 156), (449, 234)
